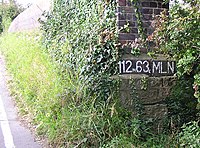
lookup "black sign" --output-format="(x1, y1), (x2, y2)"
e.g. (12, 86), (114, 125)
(118, 59), (176, 76)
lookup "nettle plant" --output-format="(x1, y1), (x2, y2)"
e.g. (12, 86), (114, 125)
(149, 0), (200, 109)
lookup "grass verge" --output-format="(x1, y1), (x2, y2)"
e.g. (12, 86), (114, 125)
(0, 32), (65, 144)
(1, 32), (198, 147)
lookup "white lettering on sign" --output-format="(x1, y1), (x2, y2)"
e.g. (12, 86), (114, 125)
(118, 60), (176, 76)
(152, 62), (161, 74)
(143, 60), (151, 73)
(161, 62), (167, 74)
(168, 61), (175, 74)
(126, 60), (132, 73)
(136, 61), (143, 73)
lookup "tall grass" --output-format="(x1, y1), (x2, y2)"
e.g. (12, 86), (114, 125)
(0, 32), (142, 147)
(0, 32), (67, 143)
(0, 32), (190, 147)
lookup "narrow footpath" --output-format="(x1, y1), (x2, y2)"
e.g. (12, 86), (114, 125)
(0, 55), (42, 148)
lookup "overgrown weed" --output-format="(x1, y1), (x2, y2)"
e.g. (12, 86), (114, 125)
(0, 32), (142, 147)
(0, 0), (199, 146)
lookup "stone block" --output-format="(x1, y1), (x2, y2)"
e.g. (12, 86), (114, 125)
(162, 77), (177, 87)
(158, 87), (171, 98)
(137, 89), (163, 104)
(120, 90), (133, 110)
(154, 8), (164, 15)
(117, 0), (170, 133)
(142, 2), (150, 7)
(130, 27), (138, 33)
(134, 78), (142, 90)
(121, 6), (135, 13)
(142, 104), (168, 120)
(118, 13), (126, 20)
(142, 8), (154, 14)
(120, 79), (130, 91)
(142, 21), (152, 27)
(149, 77), (163, 88)
(143, 14), (153, 21)
(142, 104), (168, 133)
(125, 13), (132, 21)
(117, 21), (136, 27)
(150, 2), (158, 8)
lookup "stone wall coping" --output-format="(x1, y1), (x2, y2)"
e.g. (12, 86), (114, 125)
(118, 74), (177, 80)
(112, 74), (177, 79)
(122, 53), (175, 61)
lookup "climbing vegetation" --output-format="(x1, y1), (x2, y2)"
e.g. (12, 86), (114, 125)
(149, 0), (200, 110)
(0, 0), (199, 147)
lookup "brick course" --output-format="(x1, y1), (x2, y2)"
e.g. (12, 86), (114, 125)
(117, 0), (169, 53)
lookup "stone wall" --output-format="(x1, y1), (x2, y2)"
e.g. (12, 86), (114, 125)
(119, 73), (176, 132)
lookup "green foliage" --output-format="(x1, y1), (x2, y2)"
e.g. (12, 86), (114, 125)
(179, 121), (200, 148)
(0, 32), (142, 147)
(167, 77), (198, 128)
(149, 0), (200, 109)
(49, 101), (143, 147)
(140, 134), (179, 148)
(0, 3), (23, 32)
(131, 0), (146, 41)
(0, 32), (65, 140)
(82, 40), (120, 101)
(40, 0), (144, 146)
(41, 0), (119, 103)
(40, 0), (200, 146)
(1, 0), (197, 147)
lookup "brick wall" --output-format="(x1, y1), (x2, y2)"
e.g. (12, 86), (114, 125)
(117, 0), (169, 53)
(120, 75), (176, 132)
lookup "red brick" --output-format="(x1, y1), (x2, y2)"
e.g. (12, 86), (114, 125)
(118, 0), (126, 6)
(119, 33), (136, 40)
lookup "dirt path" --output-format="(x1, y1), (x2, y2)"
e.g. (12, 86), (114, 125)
(0, 55), (44, 148)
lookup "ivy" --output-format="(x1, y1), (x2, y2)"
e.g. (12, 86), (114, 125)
(131, 0), (146, 42)
(41, 0), (120, 102)
(120, 0), (147, 56)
